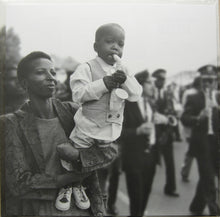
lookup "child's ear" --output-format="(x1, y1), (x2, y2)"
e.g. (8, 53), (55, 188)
(93, 42), (98, 52)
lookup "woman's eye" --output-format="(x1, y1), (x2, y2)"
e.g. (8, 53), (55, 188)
(36, 70), (45, 74)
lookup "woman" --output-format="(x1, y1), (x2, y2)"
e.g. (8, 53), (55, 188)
(1, 51), (104, 216)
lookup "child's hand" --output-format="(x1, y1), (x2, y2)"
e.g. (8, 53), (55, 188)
(103, 76), (118, 91)
(112, 70), (127, 84)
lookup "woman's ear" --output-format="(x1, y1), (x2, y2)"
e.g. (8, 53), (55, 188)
(20, 79), (28, 92)
(93, 42), (98, 53)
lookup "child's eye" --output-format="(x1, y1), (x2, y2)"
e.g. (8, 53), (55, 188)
(106, 39), (114, 44)
(119, 42), (124, 47)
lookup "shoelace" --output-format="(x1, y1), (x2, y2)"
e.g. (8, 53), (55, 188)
(60, 188), (71, 203)
(76, 186), (88, 202)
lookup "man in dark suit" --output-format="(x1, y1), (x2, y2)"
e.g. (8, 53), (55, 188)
(181, 65), (219, 215)
(152, 69), (179, 197)
(120, 70), (166, 216)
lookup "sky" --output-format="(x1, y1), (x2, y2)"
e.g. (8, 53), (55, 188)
(3, 0), (219, 77)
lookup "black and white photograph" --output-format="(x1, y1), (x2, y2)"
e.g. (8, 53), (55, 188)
(0, 0), (219, 216)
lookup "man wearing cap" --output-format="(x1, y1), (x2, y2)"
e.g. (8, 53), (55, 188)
(152, 69), (179, 197)
(181, 65), (219, 215)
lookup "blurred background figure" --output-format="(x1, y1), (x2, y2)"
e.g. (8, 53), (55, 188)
(3, 65), (27, 114)
(168, 82), (182, 142)
(54, 56), (79, 102)
(181, 65), (219, 215)
(152, 69), (180, 197)
(180, 76), (202, 182)
(120, 70), (160, 216)
(97, 151), (122, 216)
(0, 27), (27, 115)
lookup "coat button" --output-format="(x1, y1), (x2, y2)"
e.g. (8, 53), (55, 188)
(108, 114), (112, 118)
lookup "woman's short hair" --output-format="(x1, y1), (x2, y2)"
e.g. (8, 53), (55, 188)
(17, 51), (51, 82)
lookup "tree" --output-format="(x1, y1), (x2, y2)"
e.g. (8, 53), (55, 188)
(5, 27), (21, 68)
(0, 26), (21, 69)
(0, 26), (6, 71)
(0, 26), (22, 114)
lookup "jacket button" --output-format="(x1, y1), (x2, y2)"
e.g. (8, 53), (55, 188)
(108, 114), (112, 118)
(117, 114), (120, 118)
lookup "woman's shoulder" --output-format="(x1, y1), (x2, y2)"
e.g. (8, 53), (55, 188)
(0, 111), (23, 125)
(52, 98), (78, 116)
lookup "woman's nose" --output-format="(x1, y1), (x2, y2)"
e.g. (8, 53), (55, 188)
(46, 71), (56, 82)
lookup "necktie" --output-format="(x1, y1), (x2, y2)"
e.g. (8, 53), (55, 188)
(144, 98), (148, 122)
(158, 89), (162, 100)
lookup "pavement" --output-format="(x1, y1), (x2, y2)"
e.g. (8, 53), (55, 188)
(109, 126), (213, 216)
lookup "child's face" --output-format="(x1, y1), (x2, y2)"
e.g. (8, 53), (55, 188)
(94, 26), (125, 65)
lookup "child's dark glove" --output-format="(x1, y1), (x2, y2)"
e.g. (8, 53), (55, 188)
(112, 70), (127, 84)
(103, 76), (118, 91)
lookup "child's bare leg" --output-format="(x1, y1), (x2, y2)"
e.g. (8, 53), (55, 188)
(57, 141), (79, 162)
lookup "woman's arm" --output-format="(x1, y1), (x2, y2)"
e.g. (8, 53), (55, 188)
(3, 116), (89, 197)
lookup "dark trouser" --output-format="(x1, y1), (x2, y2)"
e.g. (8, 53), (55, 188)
(174, 122), (181, 140)
(125, 149), (157, 216)
(181, 152), (193, 179)
(97, 157), (121, 208)
(161, 142), (176, 193)
(190, 135), (219, 215)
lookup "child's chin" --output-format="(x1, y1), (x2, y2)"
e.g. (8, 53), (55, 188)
(104, 58), (115, 65)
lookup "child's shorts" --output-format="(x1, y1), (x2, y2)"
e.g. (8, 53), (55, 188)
(60, 127), (119, 173)
(60, 142), (118, 173)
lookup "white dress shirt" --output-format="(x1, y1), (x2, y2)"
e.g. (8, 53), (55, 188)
(69, 56), (142, 142)
(137, 97), (156, 145)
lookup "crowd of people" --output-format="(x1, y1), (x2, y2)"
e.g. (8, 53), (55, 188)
(0, 23), (219, 217)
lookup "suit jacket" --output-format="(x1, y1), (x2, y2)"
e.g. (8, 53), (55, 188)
(120, 100), (159, 172)
(181, 91), (219, 156)
(154, 88), (176, 146)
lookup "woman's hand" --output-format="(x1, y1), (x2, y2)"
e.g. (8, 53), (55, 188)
(56, 172), (91, 188)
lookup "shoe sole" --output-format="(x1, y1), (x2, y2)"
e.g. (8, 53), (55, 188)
(75, 201), (90, 210)
(55, 201), (71, 211)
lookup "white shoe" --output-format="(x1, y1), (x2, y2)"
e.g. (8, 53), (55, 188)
(55, 187), (72, 211)
(72, 185), (90, 210)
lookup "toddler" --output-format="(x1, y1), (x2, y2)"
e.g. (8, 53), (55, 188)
(55, 23), (142, 212)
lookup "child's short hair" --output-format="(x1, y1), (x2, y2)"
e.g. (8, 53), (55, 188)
(95, 23), (125, 42)
(17, 51), (51, 83)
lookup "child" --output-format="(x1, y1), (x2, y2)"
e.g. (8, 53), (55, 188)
(55, 23), (142, 212)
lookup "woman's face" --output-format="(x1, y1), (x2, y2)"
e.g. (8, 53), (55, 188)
(142, 81), (154, 98)
(24, 58), (57, 98)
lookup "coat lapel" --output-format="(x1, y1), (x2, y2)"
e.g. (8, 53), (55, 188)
(52, 99), (75, 137)
(132, 102), (144, 123)
(17, 99), (75, 172)
(19, 110), (46, 172)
